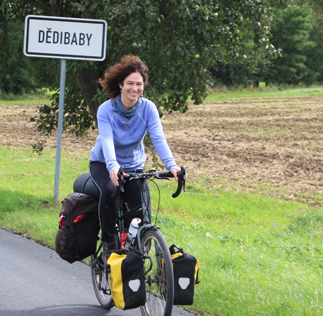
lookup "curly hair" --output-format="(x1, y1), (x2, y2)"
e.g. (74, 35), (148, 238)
(99, 55), (148, 99)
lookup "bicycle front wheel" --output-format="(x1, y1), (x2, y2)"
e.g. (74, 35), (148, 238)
(140, 229), (174, 316)
(90, 253), (114, 309)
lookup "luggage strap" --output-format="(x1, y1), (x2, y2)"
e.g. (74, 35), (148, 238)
(70, 225), (80, 260)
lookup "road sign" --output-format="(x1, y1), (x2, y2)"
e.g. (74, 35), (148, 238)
(24, 15), (107, 61)
(24, 15), (108, 204)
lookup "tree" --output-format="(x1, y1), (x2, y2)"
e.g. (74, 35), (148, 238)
(263, 3), (316, 85)
(300, 0), (323, 84)
(210, 28), (275, 88)
(0, 2), (37, 94)
(2, 0), (278, 134)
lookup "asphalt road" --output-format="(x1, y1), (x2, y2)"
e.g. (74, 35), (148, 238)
(0, 228), (192, 316)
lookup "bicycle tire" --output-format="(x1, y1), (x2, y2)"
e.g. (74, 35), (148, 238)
(140, 230), (174, 316)
(90, 253), (114, 309)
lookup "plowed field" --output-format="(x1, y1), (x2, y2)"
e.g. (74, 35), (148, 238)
(1, 96), (322, 205)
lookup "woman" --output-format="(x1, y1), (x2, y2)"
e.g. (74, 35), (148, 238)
(90, 55), (181, 263)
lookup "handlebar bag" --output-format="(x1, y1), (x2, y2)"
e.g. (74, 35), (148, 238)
(107, 249), (146, 310)
(168, 244), (200, 305)
(55, 193), (100, 263)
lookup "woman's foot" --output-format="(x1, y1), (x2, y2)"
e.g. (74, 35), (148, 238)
(102, 240), (117, 265)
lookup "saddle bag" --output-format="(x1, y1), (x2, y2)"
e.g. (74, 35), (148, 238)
(55, 193), (100, 264)
(169, 244), (200, 305)
(107, 248), (146, 310)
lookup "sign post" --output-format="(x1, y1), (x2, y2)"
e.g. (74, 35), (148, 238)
(54, 59), (67, 205)
(24, 15), (107, 204)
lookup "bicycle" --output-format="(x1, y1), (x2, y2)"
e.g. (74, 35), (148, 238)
(90, 166), (186, 316)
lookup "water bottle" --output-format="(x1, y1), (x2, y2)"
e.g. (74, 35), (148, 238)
(125, 218), (141, 249)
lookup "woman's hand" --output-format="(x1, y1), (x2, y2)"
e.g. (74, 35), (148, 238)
(110, 168), (129, 186)
(170, 166), (182, 181)
(110, 168), (119, 186)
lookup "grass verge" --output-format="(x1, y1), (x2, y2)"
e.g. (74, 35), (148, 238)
(207, 84), (323, 100)
(0, 145), (322, 315)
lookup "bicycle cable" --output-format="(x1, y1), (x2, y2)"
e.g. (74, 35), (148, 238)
(148, 179), (161, 226)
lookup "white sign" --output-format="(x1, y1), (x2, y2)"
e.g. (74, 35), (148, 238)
(24, 15), (107, 61)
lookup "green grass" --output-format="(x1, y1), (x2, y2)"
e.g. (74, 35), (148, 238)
(207, 84), (323, 100)
(0, 89), (51, 105)
(0, 144), (322, 315)
(0, 146), (89, 244)
(0, 96), (51, 105)
(150, 183), (323, 315)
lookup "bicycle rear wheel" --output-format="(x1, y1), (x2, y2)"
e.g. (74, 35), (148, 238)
(140, 230), (174, 316)
(90, 252), (114, 309)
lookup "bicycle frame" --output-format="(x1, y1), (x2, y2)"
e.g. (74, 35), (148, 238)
(116, 177), (154, 251)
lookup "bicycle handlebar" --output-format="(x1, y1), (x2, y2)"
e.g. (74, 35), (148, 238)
(111, 166), (186, 199)
(170, 166), (186, 198)
(154, 166), (186, 198)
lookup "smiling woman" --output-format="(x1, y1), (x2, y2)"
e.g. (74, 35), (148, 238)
(90, 55), (184, 263)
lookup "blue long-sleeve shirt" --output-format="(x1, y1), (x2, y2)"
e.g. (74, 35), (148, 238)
(90, 97), (178, 173)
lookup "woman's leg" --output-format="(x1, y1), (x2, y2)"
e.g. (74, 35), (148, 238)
(89, 161), (117, 243)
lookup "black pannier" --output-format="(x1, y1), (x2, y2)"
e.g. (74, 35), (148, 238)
(169, 244), (200, 305)
(55, 193), (100, 263)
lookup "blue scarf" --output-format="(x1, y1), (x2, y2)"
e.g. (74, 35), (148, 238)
(113, 95), (141, 121)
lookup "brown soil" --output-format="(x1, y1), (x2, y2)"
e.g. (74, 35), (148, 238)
(1, 97), (323, 205)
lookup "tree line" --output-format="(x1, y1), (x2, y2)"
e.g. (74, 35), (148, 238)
(0, 0), (322, 134)
(212, 0), (323, 87)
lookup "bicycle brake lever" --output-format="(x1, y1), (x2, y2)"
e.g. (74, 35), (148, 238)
(111, 167), (125, 198)
(182, 173), (187, 193)
(118, 167), (125, 193)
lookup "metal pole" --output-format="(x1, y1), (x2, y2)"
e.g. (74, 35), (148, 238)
(53, 59), (67, 205)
